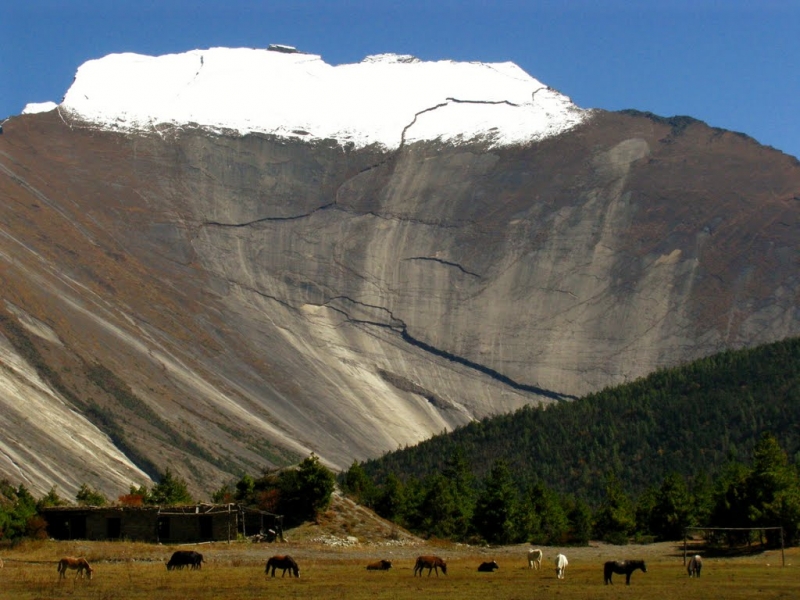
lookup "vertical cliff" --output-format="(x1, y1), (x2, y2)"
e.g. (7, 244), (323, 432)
(1, 98), (799, 497)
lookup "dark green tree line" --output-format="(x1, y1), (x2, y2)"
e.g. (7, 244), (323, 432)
(361, 337), (800, 505)
(341, 433), (800, 547)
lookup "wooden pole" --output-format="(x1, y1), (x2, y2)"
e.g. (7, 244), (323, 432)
(683, 530), (687, 565)
(781, 527), (785, 567)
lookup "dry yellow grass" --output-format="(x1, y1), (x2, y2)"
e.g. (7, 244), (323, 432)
(0, 539), (797, 600)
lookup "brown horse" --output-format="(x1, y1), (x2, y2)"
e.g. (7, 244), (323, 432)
(366, 559), (393, 570)
(57, 557), (93, 580)
(265, 555), (299, 577)
(414, 555), (447, 577)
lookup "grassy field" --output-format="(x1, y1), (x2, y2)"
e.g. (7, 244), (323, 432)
(0, 539), (797, 600)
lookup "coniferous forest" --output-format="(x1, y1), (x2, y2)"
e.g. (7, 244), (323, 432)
(3, 338), (800, 548)
(339, 337), (800, 546)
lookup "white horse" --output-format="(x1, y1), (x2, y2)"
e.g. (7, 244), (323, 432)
(687, 555), (702, 577)
(555, 553), (568, 579)
(528, 548), (543, 569)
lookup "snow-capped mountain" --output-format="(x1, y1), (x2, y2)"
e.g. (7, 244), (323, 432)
(2, 47), (800, 498)
(56, 47), (587, 149)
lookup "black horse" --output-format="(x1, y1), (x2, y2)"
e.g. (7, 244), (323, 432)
(604, 560), (647, 585)
(166, 550), (204, 570)
(477, 560), (499, 572)
(265, 555), (300, 577)
(366, 559), (393, 570)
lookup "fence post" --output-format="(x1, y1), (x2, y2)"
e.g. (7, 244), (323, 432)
(683, 529), (687, 565)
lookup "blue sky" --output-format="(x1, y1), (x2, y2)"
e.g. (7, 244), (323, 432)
(3, 1), (799, 159)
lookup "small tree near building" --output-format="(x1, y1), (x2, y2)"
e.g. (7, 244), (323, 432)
(75, 483), (108, 507)
(149, 469), (193, 505)
(279, 454), (335, 526)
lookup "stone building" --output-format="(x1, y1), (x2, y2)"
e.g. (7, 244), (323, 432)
(39, 504), (281, 543)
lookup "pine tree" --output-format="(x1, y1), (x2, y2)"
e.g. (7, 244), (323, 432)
(710, 462), (751, 545)
(36, 486), (68, 509)
(566, 497), (593, 545)
(278, 454), (335, 525)
(342, 461), (375, 506)
(649, 473), (694, 540)
(374, 473), (405, 522)
(149, 469), (193, 505)
(442, 448), (475, 537)
(746, 433), (800, 545)
(75, 483), (108, 507)
(593, 474), (635, 544)
(472, 460), (520, 544)
(521, 481), (568, 545)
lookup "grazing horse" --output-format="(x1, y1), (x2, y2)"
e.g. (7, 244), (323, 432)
(528, 548), (543, 570)
(477, 560), (499, 572)
(687, 555), (702, 577)
(57, 557), (93, 580)
(554, 554), (568, 579)
(265, 555), (300, 578)
(166, 550), (204, 570)
(604, 560), (647, 585)
(366, 559), (393, 570)
(414, 555), (447, 577)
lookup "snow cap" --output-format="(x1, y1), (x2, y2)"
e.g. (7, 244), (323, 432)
(60, 47), (588, 149)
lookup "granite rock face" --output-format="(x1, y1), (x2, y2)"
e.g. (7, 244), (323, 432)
(1, 109), (799, 497)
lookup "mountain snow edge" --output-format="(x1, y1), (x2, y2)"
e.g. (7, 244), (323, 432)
(27, 46), (590, 150)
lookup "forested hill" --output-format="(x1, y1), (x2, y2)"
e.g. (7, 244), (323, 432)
(362, 337), (800, 504)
